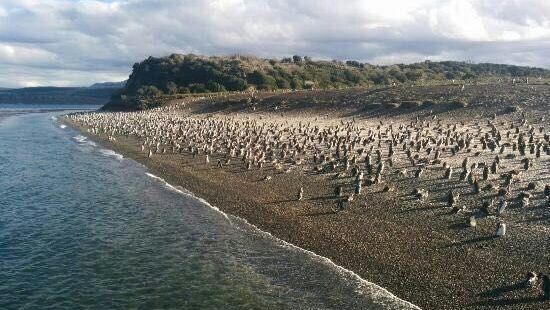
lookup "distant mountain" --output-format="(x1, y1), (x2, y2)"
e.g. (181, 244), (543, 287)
(89, 81), (127, 89)
(0, 84), (123, 105)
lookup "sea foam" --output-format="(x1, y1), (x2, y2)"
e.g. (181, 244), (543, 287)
(145, 172), (230, 221)
(73, 135), (96, 147)
(143, 171), (420, 310)
(99, 149), (124, 160)
(73, 135), (87, 143)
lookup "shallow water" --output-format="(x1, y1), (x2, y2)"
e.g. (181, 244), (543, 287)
(0, 106), (417, 309)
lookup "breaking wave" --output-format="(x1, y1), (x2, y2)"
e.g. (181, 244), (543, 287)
(99, 149), (124, 160)
(143, 171), (420, 309)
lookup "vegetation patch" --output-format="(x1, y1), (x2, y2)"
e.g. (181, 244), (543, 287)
(382, 102), (400, 109)
(503, 105), (520, 114)
(399, 100), (422, 109)
(108, 54), (550, 109)
(450, 99), (469, 108)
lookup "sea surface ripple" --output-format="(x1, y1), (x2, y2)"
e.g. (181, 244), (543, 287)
(0, 105), (418, 310)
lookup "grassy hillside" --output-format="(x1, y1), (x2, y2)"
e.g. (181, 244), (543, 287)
(110, 53), (550, 109)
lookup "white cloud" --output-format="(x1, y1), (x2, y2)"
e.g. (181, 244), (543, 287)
(0, 43), (58, 65)
(426, 1), (490, 41)
(0, 0), (549, 87)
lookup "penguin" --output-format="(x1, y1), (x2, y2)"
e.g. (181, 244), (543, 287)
(473, 178), (480, 194)
(523, 158), (530, 171)
(335, 186), (343, 197)
(355, 182), (362, 195)
(524, 272), (538, 288)
(480, 199), (493, 216)
(444, 167), (453, 179)
(469, 215), (477, 227)
(447, 190), (459, 208)
(415, 166), (424, 178)
(335, 200), (345, 213)
(496, 222), (506, 237)
(497, 200), (507, 215)
(460, 169), (469, 181)
(482, 165), (489, 180)
(520, 197), (530, 208)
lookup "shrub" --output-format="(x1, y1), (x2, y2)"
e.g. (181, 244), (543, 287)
(248, 70), (277, 90)
(189, 83), (207, 93)
(206, 81), (226, 92)
(276, 78), (291, 89)
(400, 100), (422, 108)
(422, 100), (436, 107)
(382, 102), (399, 109)
(451, 99), (469, 108)
(165, 81), (178, 94)
(503, 105), (519, 114)
(137, 85), (162, 97)
(346, 60), (361, 68)
(290, 78), (303, 89)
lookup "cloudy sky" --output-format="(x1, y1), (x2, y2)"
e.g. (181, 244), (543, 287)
(1, 0), (549, 87)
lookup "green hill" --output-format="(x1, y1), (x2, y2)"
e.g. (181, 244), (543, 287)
(110, 53), (550, 109)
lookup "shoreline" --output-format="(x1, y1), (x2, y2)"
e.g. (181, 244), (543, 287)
(63, 117), (419, 309)
(143, 170), (421, 309)
(62, 118), (427, 309)
(60, 86), (550, 309)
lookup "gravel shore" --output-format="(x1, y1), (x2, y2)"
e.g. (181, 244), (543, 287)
(63, 85), (550, 309)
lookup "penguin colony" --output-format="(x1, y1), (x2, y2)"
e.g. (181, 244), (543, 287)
(70, 92), (550, 299)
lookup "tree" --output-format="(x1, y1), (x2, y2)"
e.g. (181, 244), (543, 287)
(290, 77), (303, 89)
(276, 78), (291, 89)
(189, 83), (207, 93)
(369, 70), (390, 84)
(388, 66), (406, 83)
(346, 60), (361, 68)
(137, 85), (162, 97)
(445, 71), (460, 80)
(178, 86), (190, 93)
(405, 69), (423, 81)
(462, 70), (476, 80)
(165, 81), (178, 94)
(222, 75), (248, 91)
(344, 69), (362, 83)
(248, 70), (277, 89)
(206, 81), (226, 92)
(292, 55), (303, 63)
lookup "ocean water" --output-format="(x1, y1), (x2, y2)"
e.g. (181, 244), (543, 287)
(0, 105), (418, 310)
